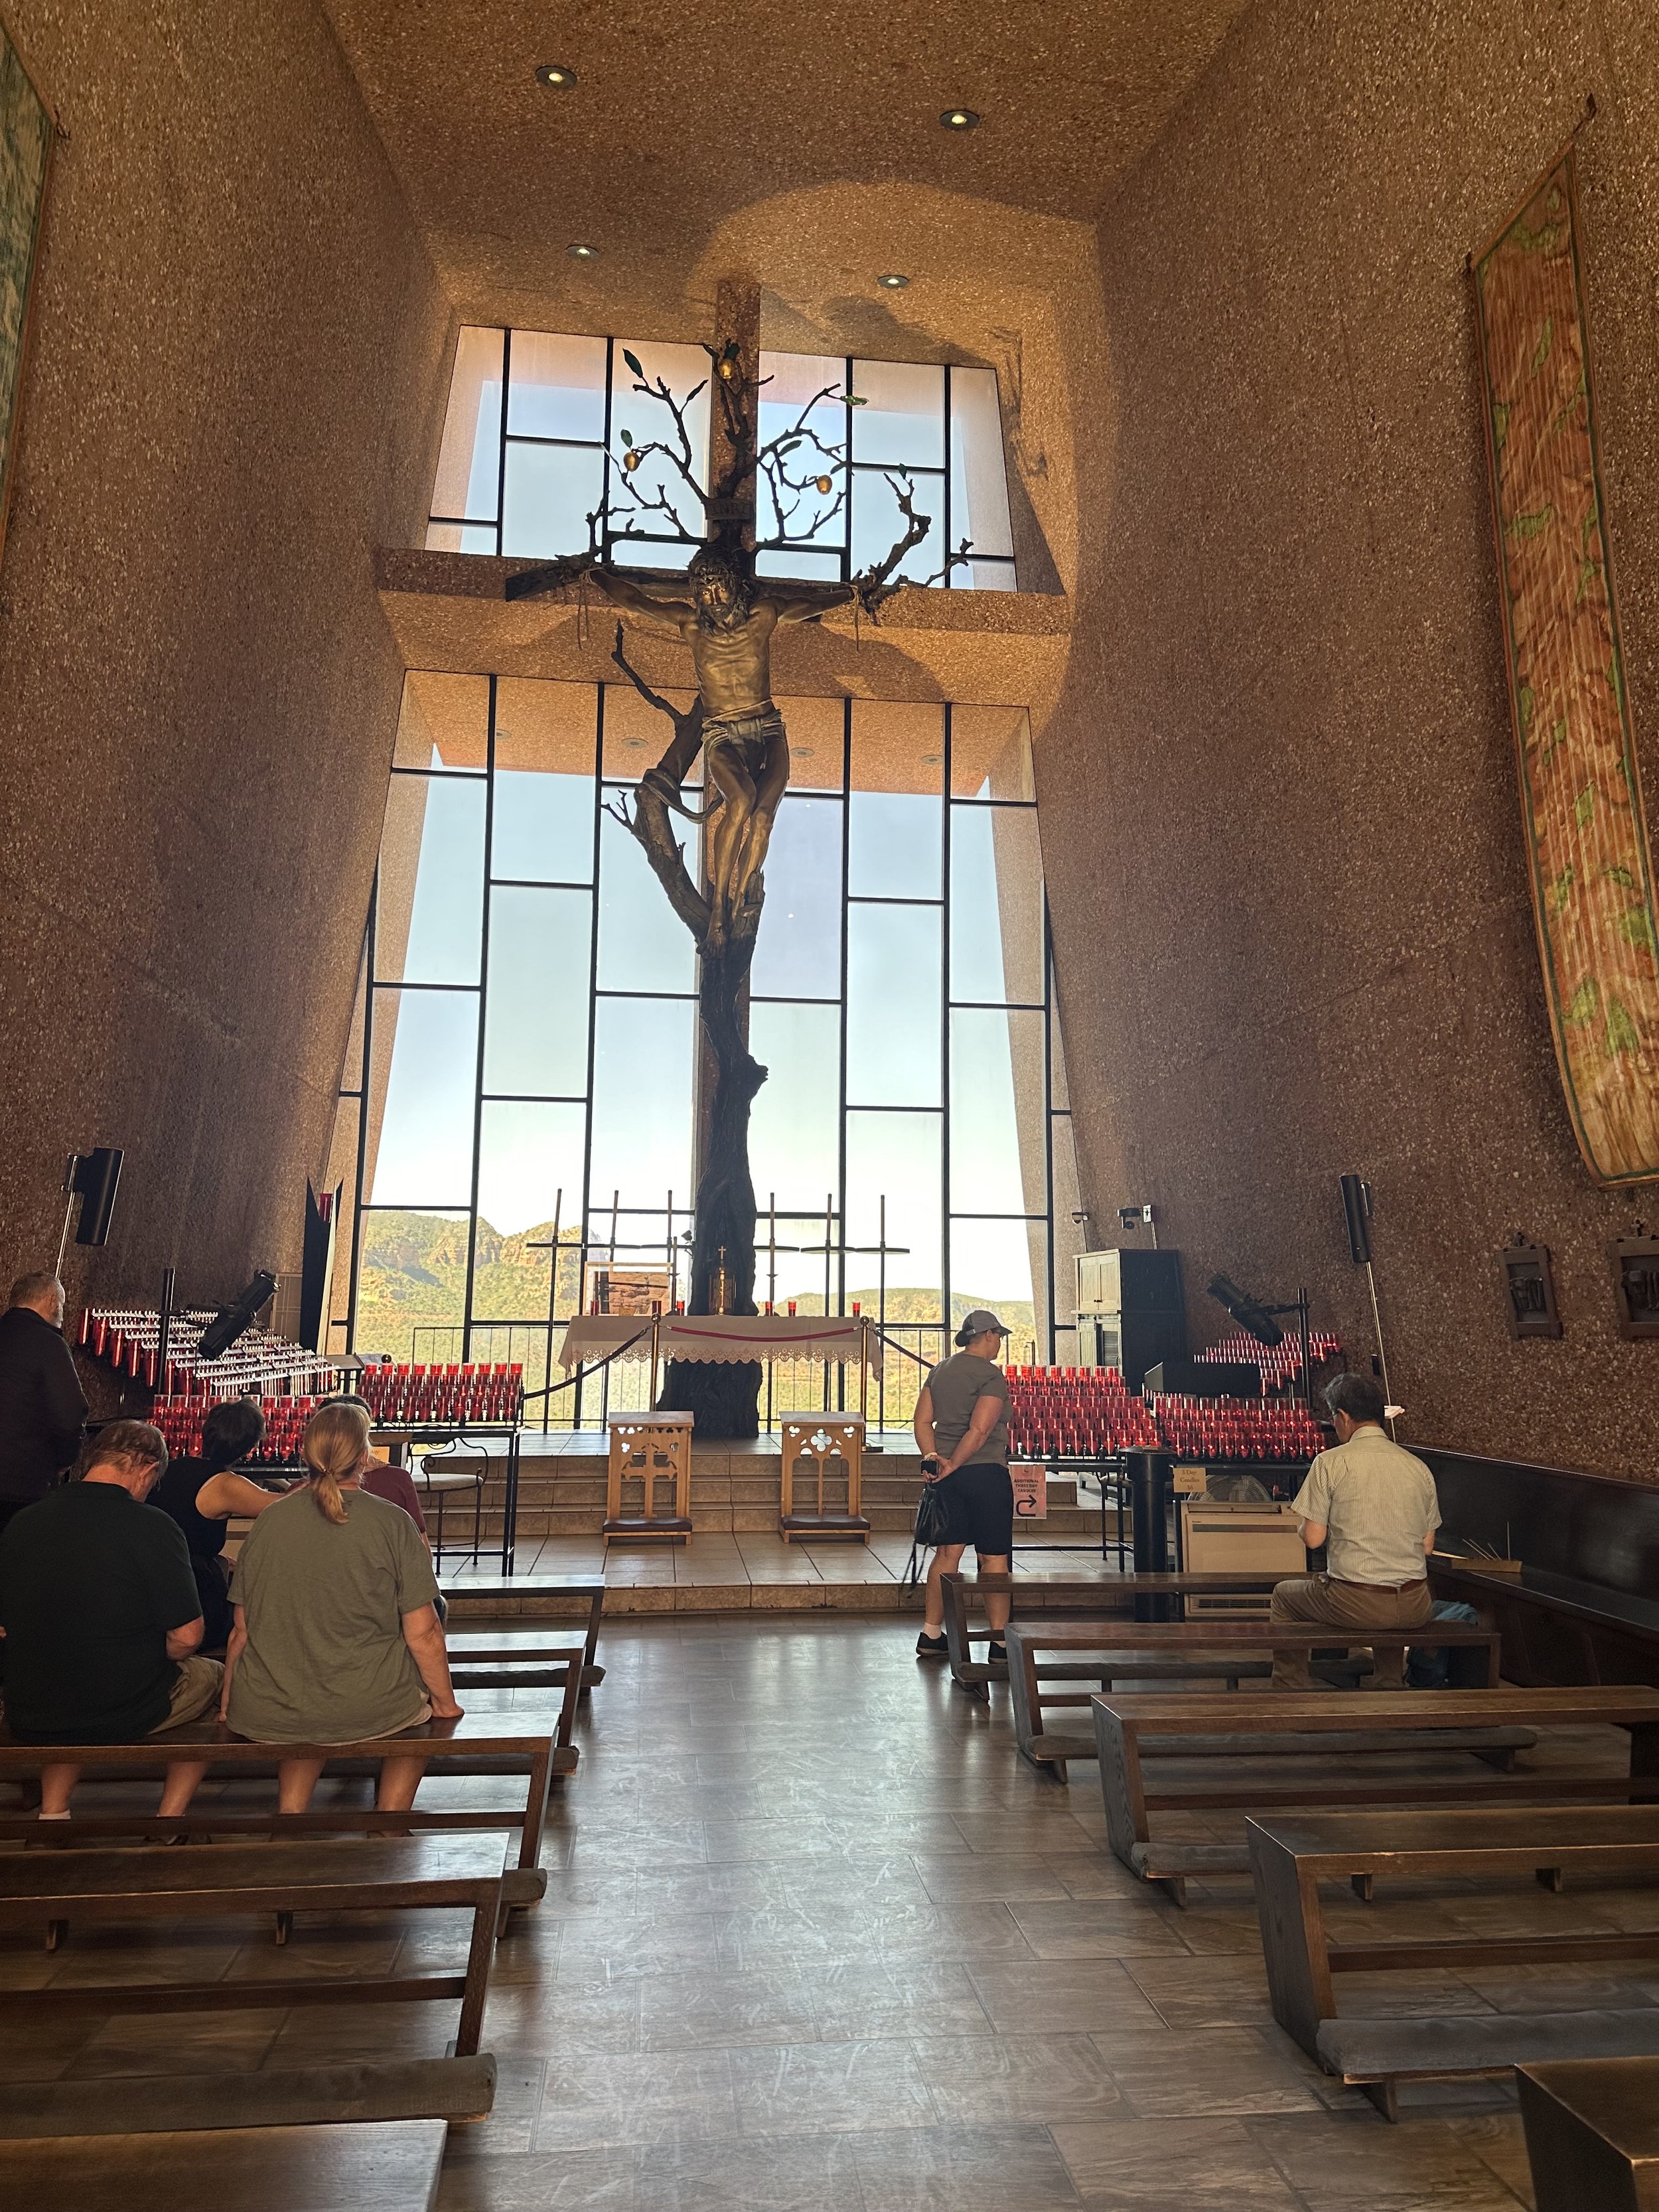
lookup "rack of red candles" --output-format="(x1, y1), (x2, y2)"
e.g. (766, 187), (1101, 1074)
(1005, 1366), (1329, 1465)
(1006, 1367), (1161, 1458)
(1149, 1392), (1327, 1461)
(353, 1363), (524, 1428)
(1194, 1327), (1342, 1387)
(151, 1364), (526, 1466)
(79, 1305), (342, 1398)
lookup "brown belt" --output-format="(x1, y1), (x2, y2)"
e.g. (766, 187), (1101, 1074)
(1333, 1578), (1428, 1593)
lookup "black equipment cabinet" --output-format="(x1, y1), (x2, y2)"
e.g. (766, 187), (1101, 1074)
(1076, 1248), (1186, 1389)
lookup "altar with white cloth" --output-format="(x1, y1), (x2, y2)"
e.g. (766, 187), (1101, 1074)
(556, 1313), (879, 1373)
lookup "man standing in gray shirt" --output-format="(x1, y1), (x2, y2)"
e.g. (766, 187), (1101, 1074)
(1271, 1372), (1440, 1689)
(912, 1311), (1015, 1662)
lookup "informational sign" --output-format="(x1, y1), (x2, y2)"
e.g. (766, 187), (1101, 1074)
(1012, 1466), (1048, 1519)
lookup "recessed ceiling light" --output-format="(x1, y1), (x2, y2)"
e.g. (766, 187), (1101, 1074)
(877, 272), (909, 290)
(940, 107), (979, 131)
(567, 242), (599, 261)
(536, 62), (578, 88)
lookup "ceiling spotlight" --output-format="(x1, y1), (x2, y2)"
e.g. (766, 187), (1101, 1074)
(536, 62), (578, 88)
(877, 272), (910, 290)
(567, 242), (599, 260)
(940, 107), (979, 130)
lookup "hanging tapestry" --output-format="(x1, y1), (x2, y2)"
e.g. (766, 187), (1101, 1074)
(0, 9), (52, 572)
(1473, 145), (1659, 1185)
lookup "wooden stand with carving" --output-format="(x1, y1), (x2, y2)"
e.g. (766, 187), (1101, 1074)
(778, 1414), (869, 1542)
(604, 1412), (694, 1545)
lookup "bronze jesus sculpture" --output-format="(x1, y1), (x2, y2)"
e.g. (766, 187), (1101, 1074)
(589, 542), (852, 921)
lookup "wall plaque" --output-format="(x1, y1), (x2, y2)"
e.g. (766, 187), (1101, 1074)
(1501, 1242), (1562, 1339)
(1609, 1236), (1659, 1339)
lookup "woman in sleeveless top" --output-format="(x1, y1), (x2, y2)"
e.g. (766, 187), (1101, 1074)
(151, 1398), (289, 1649)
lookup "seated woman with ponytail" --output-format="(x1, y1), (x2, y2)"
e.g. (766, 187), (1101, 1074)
(219, 1402), (463, 1812)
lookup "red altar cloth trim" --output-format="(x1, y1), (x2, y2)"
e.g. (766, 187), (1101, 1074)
(556, 1315), (877, 1370)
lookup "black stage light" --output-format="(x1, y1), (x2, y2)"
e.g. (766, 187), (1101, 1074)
(1206, 1272), (1285, 1347)
(197, 1270), (278, 1361)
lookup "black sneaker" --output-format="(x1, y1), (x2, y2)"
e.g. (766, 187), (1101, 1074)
(987, 1639), (1008, 1665)
(916, 1631), (949, 1659)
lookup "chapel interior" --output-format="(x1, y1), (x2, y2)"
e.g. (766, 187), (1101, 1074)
(3, 0), (1659, 2205)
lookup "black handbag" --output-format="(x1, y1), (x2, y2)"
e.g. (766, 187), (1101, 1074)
(903, 1465), (952, 1587)
(913, 1475), (952, 1548)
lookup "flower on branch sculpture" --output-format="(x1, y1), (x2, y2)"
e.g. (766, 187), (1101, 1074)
(508, 338), (970, 1433)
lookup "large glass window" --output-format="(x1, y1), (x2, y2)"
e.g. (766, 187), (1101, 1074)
(328, 682), (1075, 1423)
(426, 329), (1017, 591)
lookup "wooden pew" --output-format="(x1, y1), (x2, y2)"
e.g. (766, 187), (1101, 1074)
(940, 1571), (1301, 1698)
(446, 1580), (606, 1694)
(0, 1710), (571, 1887)
(1246, 1806), (1659, 2120)
(1518, 2055), (1659, 2211)
(1004, 1618), (1504, 1777)
(1096, 1685), (1659, 1903)
(4, 2116), (447, 2212)
(0, 1836), (509, 2057)
(0, 2058), (498, 2136)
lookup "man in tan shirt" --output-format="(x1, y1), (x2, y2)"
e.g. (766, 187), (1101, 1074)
(1271, 1372), (1439, 1689)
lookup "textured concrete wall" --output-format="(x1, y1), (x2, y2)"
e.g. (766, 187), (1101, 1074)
(1044, 0), (1659, 1476)
(0, 0), (451, 1311)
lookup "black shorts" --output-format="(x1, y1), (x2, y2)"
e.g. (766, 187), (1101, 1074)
(935, 1462), (1015, 1557)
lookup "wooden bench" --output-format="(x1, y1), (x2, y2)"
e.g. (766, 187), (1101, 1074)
(1005, 1617), (1504, 1776)
(0, 1710), (571, 1883)
(3, 2116), (447, 2212)
(1518, 2055), (1659, 2210)
(1096, 1685), (1659, 1903)
(432, 1639), (589, 1722)
(0, 2057), (498, 2135)
(1247, 1806), (1659, 2120)
(445, 1578), (606, 1693)
(940, 1571), (1300, 1698)
(0, 1836), (510, 2057)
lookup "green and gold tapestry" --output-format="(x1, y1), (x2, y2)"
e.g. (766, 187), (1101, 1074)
(1475, 147), (1659, 1185)
(0, 11), (51, 568)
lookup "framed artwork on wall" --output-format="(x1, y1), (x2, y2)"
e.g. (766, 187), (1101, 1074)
(0, 8), (54, 573)
(1473, 141), (1659, 1188)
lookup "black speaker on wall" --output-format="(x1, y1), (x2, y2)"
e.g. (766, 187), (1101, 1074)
(67, 1149), (123, 1247)
(1339, 1175), (1372, 1267)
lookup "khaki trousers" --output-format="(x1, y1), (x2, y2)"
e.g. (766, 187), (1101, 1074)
(1269, 1573), (1433, 1690)
(152, 1655), (224, 1731)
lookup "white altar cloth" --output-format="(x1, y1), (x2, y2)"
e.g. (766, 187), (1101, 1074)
(557, 1314), (878, 1371)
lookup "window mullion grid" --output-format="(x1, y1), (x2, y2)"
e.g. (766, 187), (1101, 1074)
(575, 685), (605, 1428)
(940, 703), (952, 1339)
(494, 328), (511, 557)
(943, 368), (953, 586)
(842, 356), (854, 586)
(836, 699), (852, 1401)
(1043, 889), (1057, 1366)
(345, 896), (375, 1351)
(459, 681), (497, 1363)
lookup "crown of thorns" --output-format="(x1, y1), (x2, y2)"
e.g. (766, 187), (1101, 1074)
(687, 540), (753, 606)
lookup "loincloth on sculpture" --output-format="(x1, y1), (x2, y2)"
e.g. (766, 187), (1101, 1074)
(702, 704), (785, 745)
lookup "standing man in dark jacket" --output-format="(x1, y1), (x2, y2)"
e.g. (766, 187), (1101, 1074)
(0, 1273), (88, 1539)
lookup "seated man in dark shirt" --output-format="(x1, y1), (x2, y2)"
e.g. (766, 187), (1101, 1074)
(0, 1420), (222, 1818)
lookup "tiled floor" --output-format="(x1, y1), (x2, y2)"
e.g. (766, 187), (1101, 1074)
(9, 1615), (1654, 2205)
